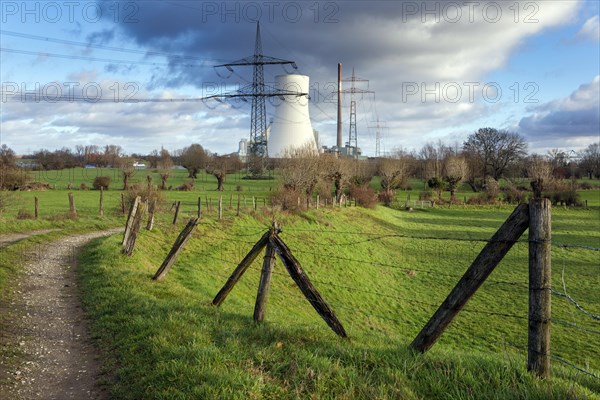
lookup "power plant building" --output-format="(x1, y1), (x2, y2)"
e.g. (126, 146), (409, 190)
(267, 74), (317, 157)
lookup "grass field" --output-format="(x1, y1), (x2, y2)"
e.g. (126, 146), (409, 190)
(1, 169), (599, 399)
(73, 205), (599, 399)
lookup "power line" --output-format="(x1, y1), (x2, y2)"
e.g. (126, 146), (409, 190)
(0, 30), (223, 63)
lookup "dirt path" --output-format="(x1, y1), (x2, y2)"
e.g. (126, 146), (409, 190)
(0, 229), (61, 248)
(0, 228), (122, 400)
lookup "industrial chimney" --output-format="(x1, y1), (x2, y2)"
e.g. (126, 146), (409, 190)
(267, 74), (317, 157)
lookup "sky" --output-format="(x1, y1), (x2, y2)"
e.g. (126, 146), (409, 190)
(1, 0), (599, 157)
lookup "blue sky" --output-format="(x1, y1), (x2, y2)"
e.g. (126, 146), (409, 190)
(1, 0), (598, 157)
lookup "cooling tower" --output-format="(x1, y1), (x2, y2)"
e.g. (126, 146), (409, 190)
(267, 74), (317, 157)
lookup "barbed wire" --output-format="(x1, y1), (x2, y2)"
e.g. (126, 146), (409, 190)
(552, 318), (600, 335)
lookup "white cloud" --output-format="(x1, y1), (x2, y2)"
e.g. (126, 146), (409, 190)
(576, 15), (600, 41)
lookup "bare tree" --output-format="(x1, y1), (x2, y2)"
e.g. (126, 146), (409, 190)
(463, 128), (528, 181)
(180, 144), (209, 179)
(158, 149), (173, 190)
(321, 154), (352, 202)
(378, 153), (410, 205)
(119, 157), (135, 190)
(580, 142), (600, 179)
(205, 154), (242, 191)
(279, 145), (321, 196)
(443, 155), (468, 202)
(103, 144), (123, 167)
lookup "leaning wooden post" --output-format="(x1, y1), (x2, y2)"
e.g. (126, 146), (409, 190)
(68, 192), (77, 217)
(172, 200), (181, 225)
(146, 199), (156, 230)
(253, 241), (276, 322)
(122, 196), (145, 256)
(270, 233), (348, 338)
(212, 231), (270, 306)
(152, 217), (200, 280)
(410, 203), (530, 352)
(99, 187), (104, 216)
(34, 196), (39, 219)
(528, 197), (552, 378)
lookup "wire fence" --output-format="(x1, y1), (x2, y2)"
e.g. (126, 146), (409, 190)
(134, 216), (600, 379)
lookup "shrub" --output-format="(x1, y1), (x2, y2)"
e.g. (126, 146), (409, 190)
(547, 190), (581, 206)
(351, 185), (377, 208)
(0, 167), (30, 190)
(93, 176), (111, 190)
(579, 182), (594, 190)
(270, 187), (305, 212)
(80, 183), (89, 190)
(503, 181), (527, 204)
(176, 180), (195, 191)
(377, 190), (395, 207)
(125, 184), (165, 211)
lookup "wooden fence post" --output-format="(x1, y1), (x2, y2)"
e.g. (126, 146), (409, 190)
(68, 192), (77, 217)
(212, 232), (270, 306)
(152, 218), (200, 280)
(122, 196), (146, 256)
(99, 187), (104, 216)
(197, 196), (202, 218)
(270, 233), (348, 338)
(218, 195), (223, 220)
(34, 196), (39, 220)
(146, 199), (156, 230)
(410, 203), (530, 352)
(121, 193), (125, 214)
(316, 195), (320, 210)
(172, 200), (181, 225)
(528, 198), (552, 378)
(253, 243), (276, 322)
(236, 194), (241, 217)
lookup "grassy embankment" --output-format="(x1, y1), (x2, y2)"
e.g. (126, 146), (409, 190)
(1, 167), (598, 398)
(76, 203), (599, 399)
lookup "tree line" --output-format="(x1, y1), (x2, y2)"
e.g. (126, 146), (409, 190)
(2, 128), (599, 202)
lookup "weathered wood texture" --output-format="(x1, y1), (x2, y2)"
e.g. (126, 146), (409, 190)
(122, 196), (140, 246)
(270, 234), (348, 338)
(528, 198), (552, 378)
(68, 192), (77, 217)
(99, 187), (104, 216)
(212, 232), (270, 306)
(253, 243), (276, 322)
(218, 195), (223, 220)
(122, 196), (146, 256)
(172, 200), (181, 225)
(152, 217), (200, 280)
(146, 199), (156, 230)
(410, 203), (530, 352)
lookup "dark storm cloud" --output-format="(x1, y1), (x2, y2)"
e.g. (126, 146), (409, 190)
(518, 76), (600, 141)
(519, 108), (600, 138)
(95, 0), (419, 89)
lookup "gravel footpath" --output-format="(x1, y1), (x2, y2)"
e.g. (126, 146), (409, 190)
(0, 230), (60, 248)
(0, 228), (122, 400)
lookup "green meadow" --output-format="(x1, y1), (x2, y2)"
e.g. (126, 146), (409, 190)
(1, 169), (599, 399)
